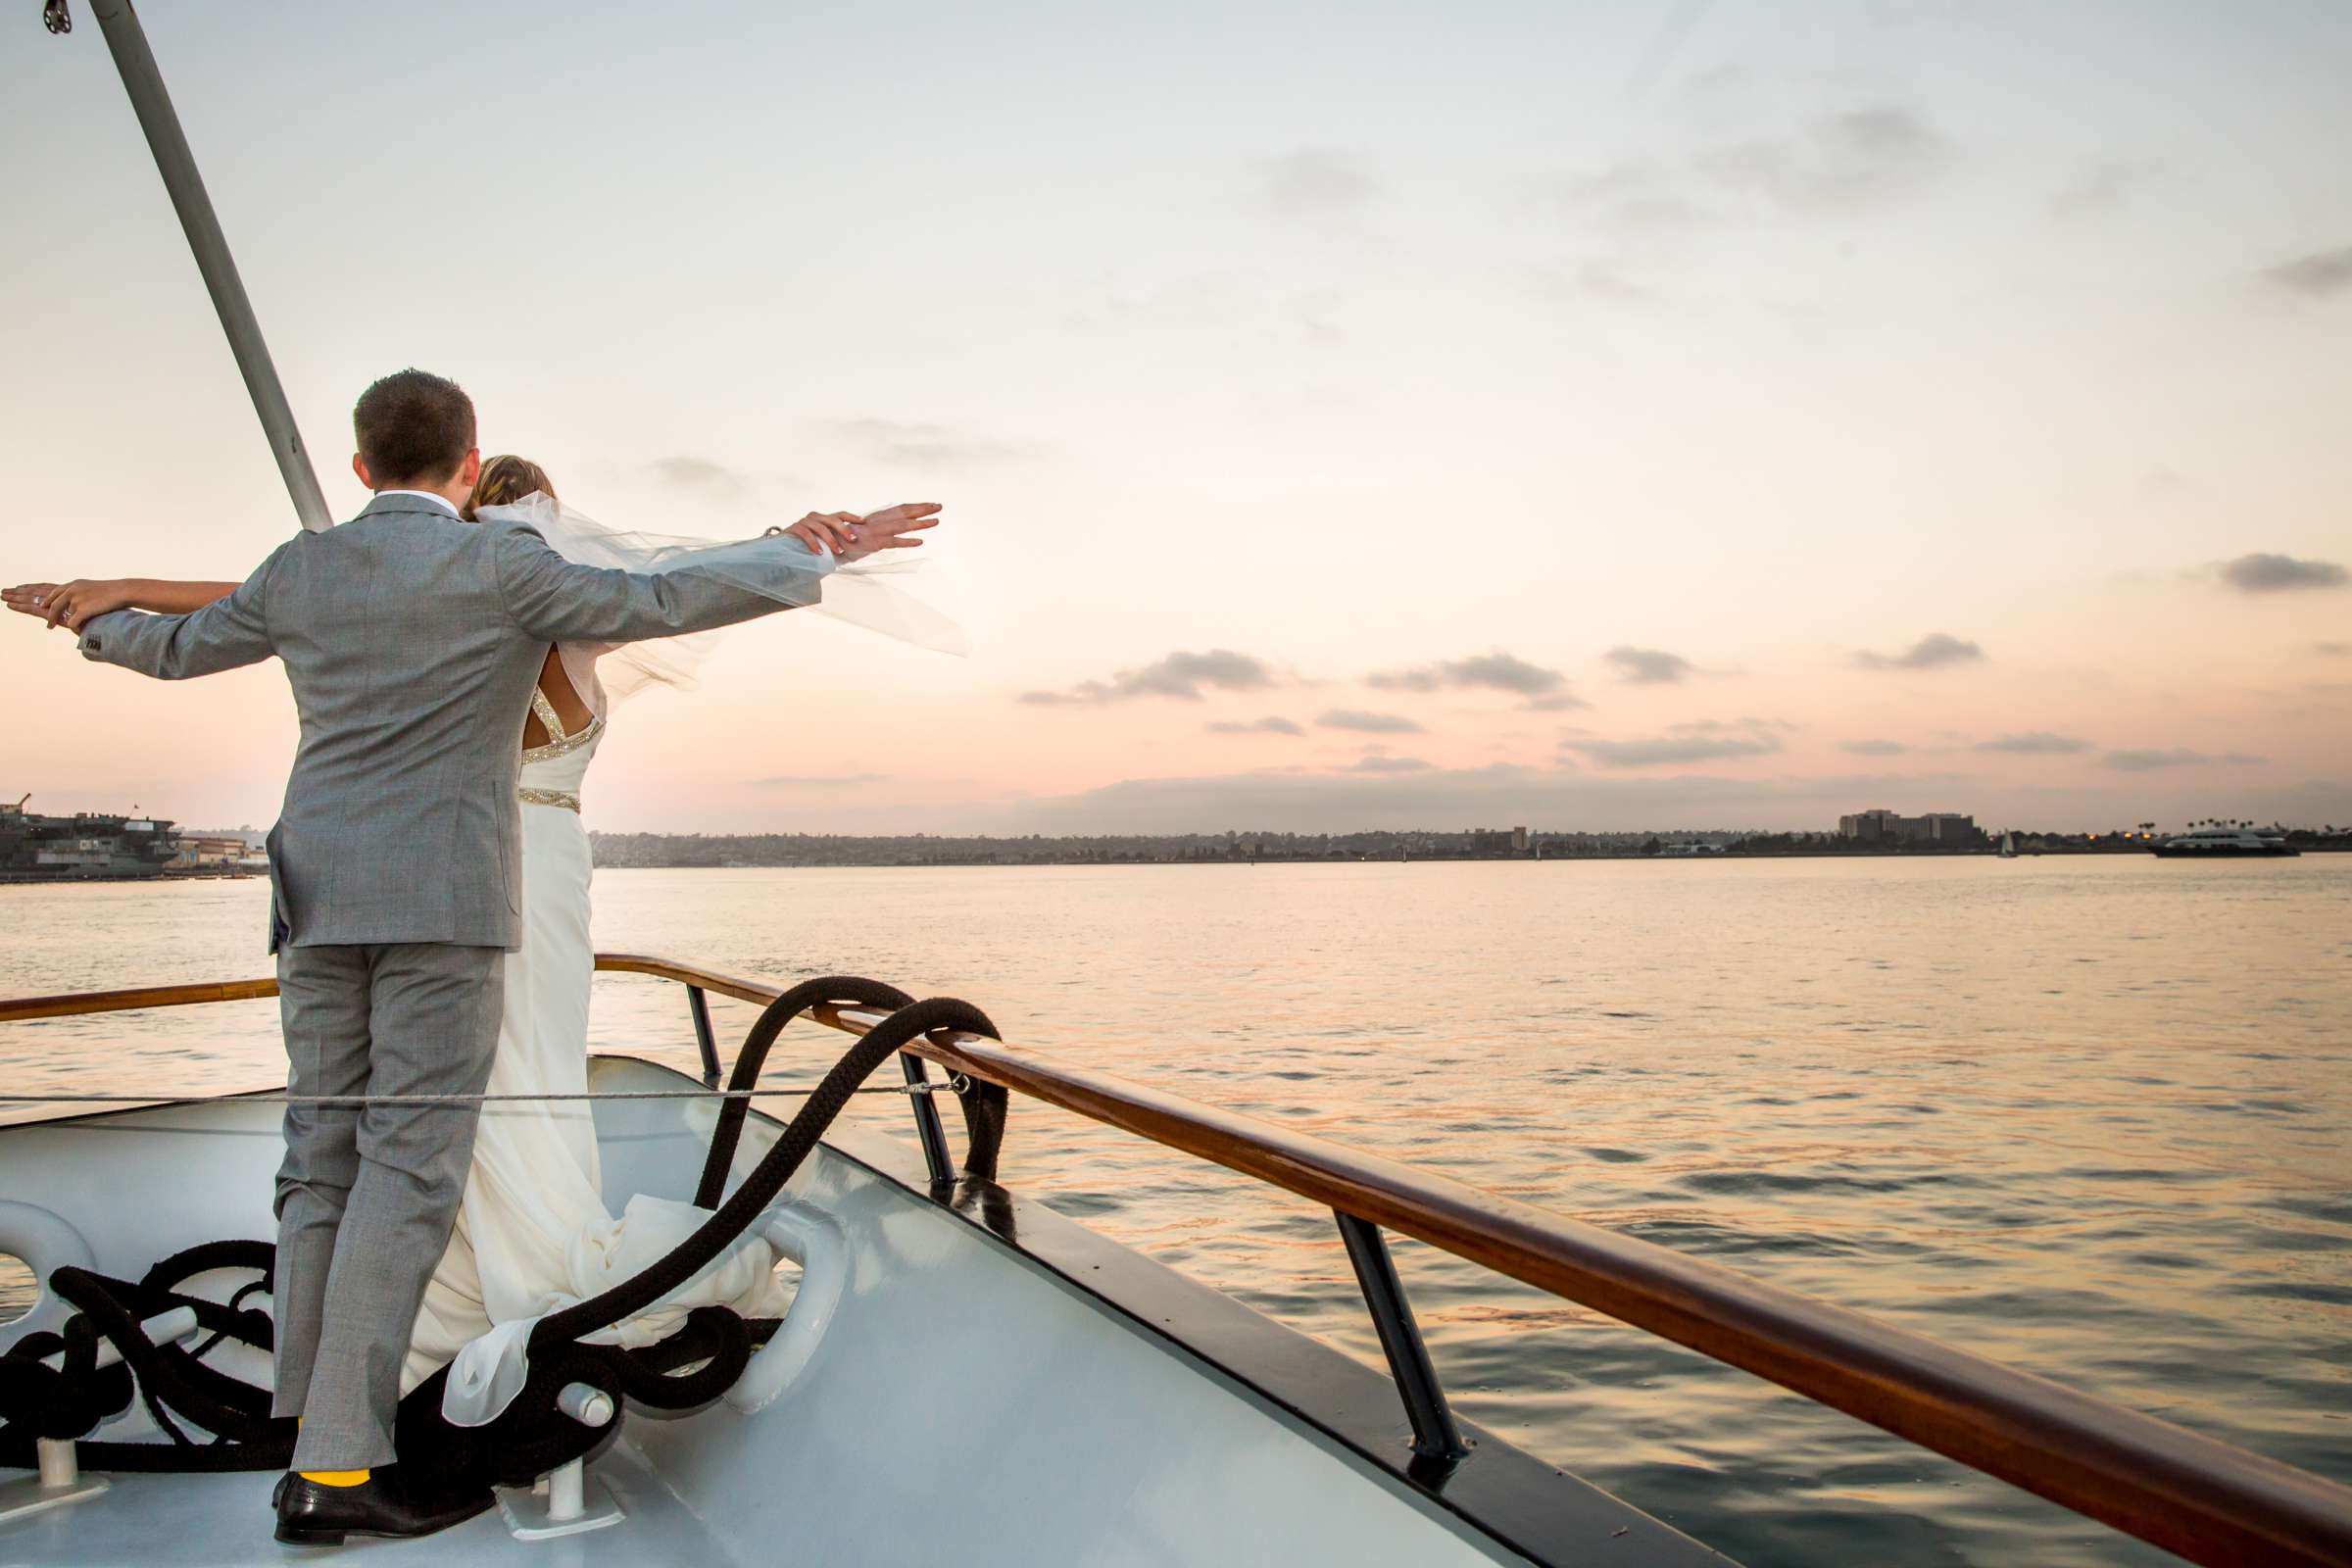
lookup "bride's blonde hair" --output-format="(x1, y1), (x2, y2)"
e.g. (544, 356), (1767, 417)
(462, 454), (556, 521)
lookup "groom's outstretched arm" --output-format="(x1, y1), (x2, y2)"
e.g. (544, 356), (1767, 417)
(490, 505), (939, 645)
(74, 544), (284, 679)
(492, 521), (828, 645)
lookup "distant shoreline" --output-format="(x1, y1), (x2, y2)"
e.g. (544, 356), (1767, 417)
(6, 848), (2341, 885)
(589, 846), (2350, 870)
(0, 869), (267, 887)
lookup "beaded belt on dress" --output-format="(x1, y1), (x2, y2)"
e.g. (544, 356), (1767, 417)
(518, 705), (598, 813)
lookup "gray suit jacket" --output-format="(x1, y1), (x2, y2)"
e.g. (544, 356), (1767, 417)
(77, 492), (826, 951)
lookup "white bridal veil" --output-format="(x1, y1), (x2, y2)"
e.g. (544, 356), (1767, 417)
(475, 491), (966, 713)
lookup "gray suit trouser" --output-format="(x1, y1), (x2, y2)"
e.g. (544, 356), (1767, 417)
(272, 942), (504, 1471)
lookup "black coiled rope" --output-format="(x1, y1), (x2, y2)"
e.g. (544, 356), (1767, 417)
(543, 990), (1003, 1347)
(0, 1242), (290, 1473)
(0, 982), (1009, 1489)
(693, 976), (1008, 1205)
(693, 975), (917, 1209)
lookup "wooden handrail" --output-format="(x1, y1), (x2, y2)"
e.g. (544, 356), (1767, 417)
(6, 956), (2351, 1567)
(0, 975), (279, 1023)
(590, 952), (776, 1007)
(0, 955), (758, 1024)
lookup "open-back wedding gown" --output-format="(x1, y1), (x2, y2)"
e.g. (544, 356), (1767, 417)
(403, 674), (786, 1390)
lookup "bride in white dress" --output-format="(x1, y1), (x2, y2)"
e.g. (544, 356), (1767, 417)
(401, 455), (958, 1390)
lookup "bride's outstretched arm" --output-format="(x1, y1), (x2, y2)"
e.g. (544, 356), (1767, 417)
(2, 577), (241, 632)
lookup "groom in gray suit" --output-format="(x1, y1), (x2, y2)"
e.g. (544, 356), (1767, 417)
(69, 368), (937, 1543)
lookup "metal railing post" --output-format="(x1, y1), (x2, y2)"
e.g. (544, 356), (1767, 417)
(685, 986), (720, 1088)
(900, 1054), (954, 1187)
(1336, 1210), (1469, 1468)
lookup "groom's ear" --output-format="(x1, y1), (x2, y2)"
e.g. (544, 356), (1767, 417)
(351, 452), (376, 490)
(458, 449), (482, 490)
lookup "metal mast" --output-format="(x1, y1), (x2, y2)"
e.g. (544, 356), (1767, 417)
(46, 0), (332, 531)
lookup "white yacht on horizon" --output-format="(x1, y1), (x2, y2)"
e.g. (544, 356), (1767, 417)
(2149, 826), (2300, 858)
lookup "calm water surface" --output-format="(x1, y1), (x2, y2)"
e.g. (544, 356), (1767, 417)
(4, 856), (2348, 1565)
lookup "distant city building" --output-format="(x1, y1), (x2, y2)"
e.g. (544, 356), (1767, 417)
(174, 834), (266, 871)
(1838, 809), (1978, 846)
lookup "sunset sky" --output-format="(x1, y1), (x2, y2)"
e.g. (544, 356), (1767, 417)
(2, 1), (2346, 835)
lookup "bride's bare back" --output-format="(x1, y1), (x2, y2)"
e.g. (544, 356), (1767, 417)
(521, 646), (594, 750)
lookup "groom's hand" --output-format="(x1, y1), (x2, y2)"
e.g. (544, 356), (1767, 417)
(843, 503), (942, 561)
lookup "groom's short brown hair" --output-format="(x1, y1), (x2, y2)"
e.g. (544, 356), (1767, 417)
(353, 368), (475, 486)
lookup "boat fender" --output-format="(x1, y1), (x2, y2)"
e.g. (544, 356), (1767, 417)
(0, 1200), (98, 1345)
(725, 1200), (850, 1414)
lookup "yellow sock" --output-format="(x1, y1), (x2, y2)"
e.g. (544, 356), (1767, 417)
(299, 1468), (370, 1488)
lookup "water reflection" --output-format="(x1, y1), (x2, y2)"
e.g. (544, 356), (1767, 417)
(3, 855), (2346, 1565)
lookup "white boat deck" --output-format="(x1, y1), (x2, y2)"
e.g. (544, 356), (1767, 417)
(0, 1057), (1725, 1566)
(0, 1440), (719, 1563)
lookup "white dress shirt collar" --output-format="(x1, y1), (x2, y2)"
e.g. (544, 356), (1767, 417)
(374, 489), (462, 516)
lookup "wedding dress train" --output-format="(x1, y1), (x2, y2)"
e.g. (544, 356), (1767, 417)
(404, 684), (787, 1391)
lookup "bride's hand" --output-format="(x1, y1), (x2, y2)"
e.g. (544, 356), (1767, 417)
(842, 503), (941, 560)
(2, 579), (129, 631)
(766, 513), (863, 558)
(0, 583), (56, 623)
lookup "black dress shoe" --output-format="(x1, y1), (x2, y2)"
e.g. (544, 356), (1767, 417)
(273, 1467), (493, 1545)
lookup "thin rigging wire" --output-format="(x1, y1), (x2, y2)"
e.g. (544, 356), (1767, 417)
(0, 1083), (959, 1107)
